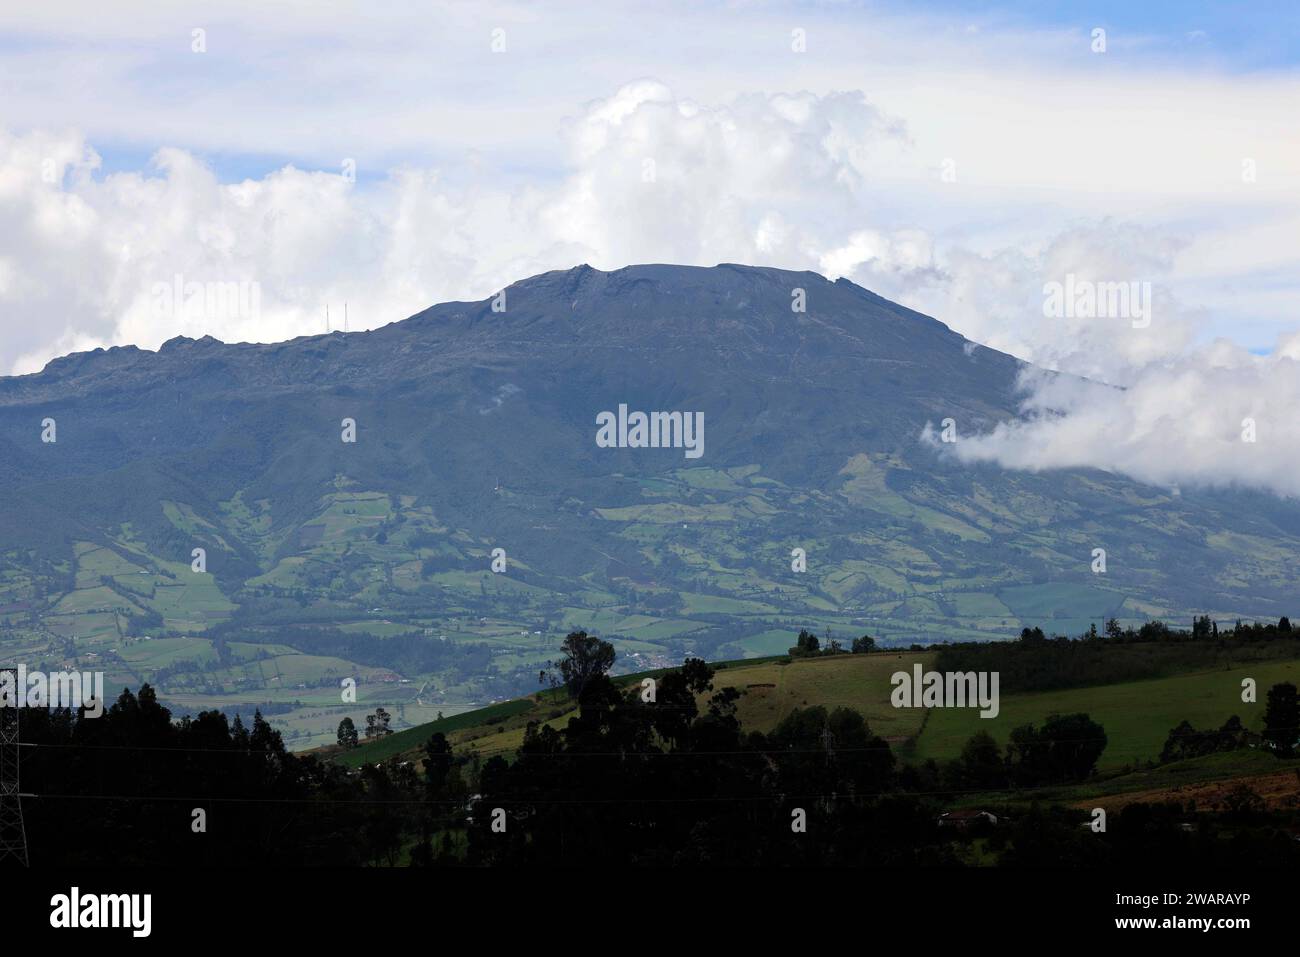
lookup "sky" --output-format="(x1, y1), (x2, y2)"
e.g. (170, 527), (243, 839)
(1, 0), (1297, 494)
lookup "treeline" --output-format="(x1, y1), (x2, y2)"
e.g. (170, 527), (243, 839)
(788, 628), (875, 657)
(934, 618), (1300, 694)
(269, 626), (494, 677)
(19, 687), (378, 866)
(1160, 683), (1299, 762)
(928, 715), (1107, 792)
(13, 632), (1300, 868)
(1161, 716), (1254, 763)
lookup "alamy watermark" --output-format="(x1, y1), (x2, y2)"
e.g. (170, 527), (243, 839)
(50, 887), (151, 937)
(595, 404), (704, 459)
(1, 666), (105, 717)
(1042, 274), (1151, 329)
(891, 664), (999, 718)
(150, 274), (261, 322)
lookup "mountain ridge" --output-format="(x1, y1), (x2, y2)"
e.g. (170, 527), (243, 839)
(0, 262), (1294, 747)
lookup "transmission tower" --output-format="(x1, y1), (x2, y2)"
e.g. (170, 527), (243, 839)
(0, 667), (29, 866)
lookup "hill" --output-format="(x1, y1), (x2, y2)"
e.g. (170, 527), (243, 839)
(2, 263), (1299, 746)
(335, 637), (1300, 811)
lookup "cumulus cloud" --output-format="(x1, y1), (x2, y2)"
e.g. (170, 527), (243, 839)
(0, 83), (930, 374)
(0, 71), (1296, 501)
(912, 221), (1201, 386)
(910, 223), (1300, 500)
(931, 337), (1300, 499)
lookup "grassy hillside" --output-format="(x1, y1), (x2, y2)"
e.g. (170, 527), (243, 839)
(333, 653), (793, 767)
(333, 640), (1300, 828)
(705, 651), (936, 743)
(913, 658), (1300, 770)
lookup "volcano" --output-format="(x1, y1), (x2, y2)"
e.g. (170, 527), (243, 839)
(0, 263), (1295, 743)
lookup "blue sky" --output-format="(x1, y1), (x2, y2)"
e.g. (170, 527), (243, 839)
(0, 0), (1297, 366)
(908, 0), (1300, 63)
(6, 1), (1296, 180)
(0, 1), (1297, 495)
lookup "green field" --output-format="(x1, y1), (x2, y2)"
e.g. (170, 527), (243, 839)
(335, 698), (537, 767)
(912, 658), (1300, 769)
(330, 646), (1300, 820)
(8, 462), (1296, 757)
(709, 652), (936, 743)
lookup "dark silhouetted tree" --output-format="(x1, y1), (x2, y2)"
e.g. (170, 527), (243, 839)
(556, 631), (615, 698)
(337, 715), (359, 748)
(1263, 682), (1298, 757)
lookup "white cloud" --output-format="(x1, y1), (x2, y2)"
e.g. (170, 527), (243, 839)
(908, 221), (1200, 386)
(0, 1), (1298, 500)
(0, 84), (927, 374)
(935, 338), (1300, 499)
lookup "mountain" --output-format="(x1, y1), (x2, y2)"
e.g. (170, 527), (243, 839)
(1, 263), (1296, 747)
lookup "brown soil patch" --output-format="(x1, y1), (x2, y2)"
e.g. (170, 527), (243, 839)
(1073, 768), (1300, 812)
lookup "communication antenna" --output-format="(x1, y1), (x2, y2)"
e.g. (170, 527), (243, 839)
(344, 302), (349, 333)
(0, 667), (30, 866)
(325, 304), (331, 333)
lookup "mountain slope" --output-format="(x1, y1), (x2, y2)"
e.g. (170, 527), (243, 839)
(0, 263), (1295, 747)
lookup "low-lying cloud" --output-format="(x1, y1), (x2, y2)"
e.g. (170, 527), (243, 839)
(937, 335), (1300, 499)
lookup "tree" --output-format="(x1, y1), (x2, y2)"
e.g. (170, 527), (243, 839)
(1006, 713), (1107, 785)
(1159, 719), (1199, 764)
(337, 716), (359, 749)
(250, 710), (284, 753)
(790, 629), (820, 657)
(364, 707), (394, 739)
(851, 634), (875, 654)
(423, 732), (453, 795)
(958, 730), (1005, 789)
(1262, 682), (1298, 757)
(557, 631), (615, 698)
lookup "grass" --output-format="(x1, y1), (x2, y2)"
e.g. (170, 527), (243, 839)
(912, 658), (1300, 770)
(326, 645), (1300, 823)
(333, 654), (793, 767)
(710, 651), (936, 743)
(334, 698), (536, 767)
(14, 463), (1295, 778)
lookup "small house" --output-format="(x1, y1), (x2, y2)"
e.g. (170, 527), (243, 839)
(938, 809), (998, 829)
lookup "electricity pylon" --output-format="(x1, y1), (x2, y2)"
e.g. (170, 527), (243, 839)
(0, 668), (28, 866)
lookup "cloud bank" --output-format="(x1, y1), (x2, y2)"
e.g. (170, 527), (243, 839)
(937, 337), (1300, 498)
(0, 83), (930, 374)
(0, 44), (1297, 499)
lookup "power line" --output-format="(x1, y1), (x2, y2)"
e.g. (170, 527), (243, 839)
(0, 668), (30, 866)
(21, 779), (1136, 807)
(19, 729), (1206, 758)
(20, 718), (1298, 760)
